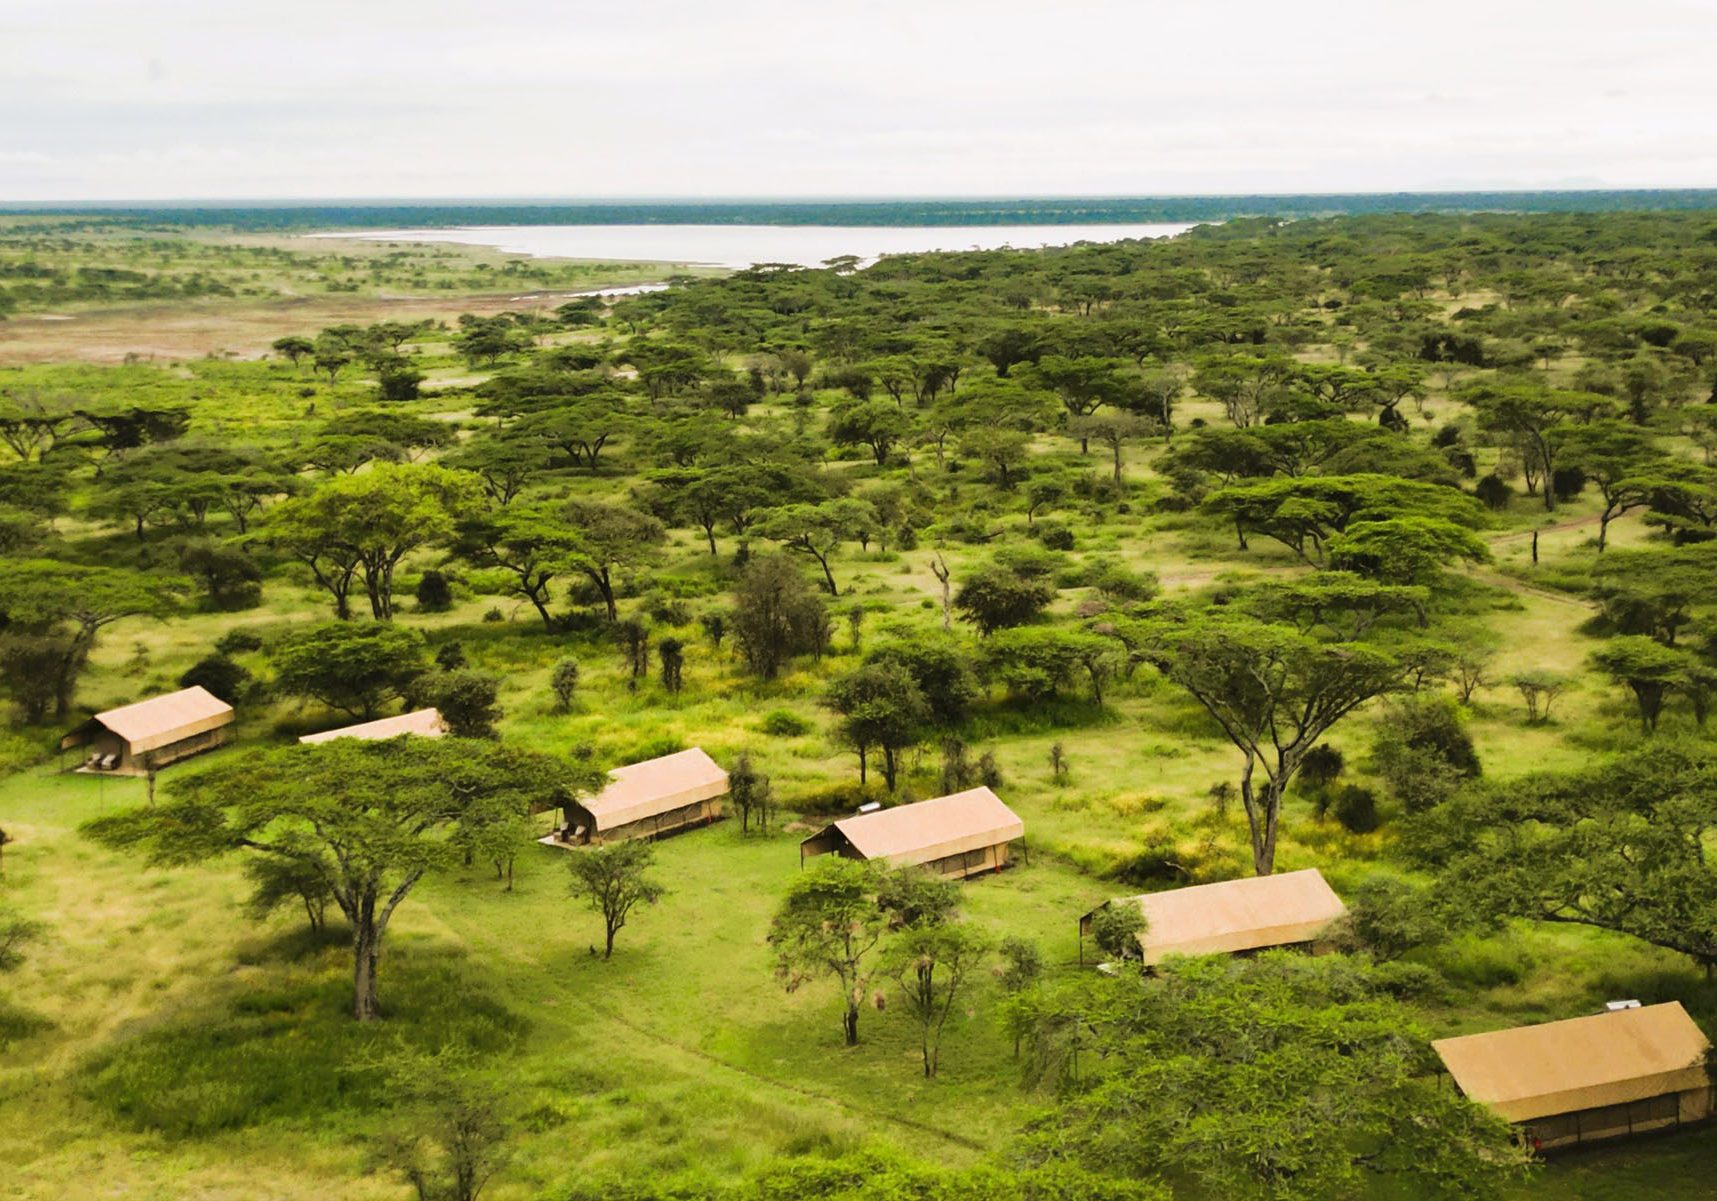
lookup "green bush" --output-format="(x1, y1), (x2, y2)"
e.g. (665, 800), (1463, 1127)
(1331, 785), (1380, 833)
(760, 709), (811, 737)
(415, 569), (453, 612)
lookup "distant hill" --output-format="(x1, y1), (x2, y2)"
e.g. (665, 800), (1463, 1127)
(6, 190), (1717, 230)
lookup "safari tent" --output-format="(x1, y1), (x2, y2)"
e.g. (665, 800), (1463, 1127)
(1433, 1002), (1712, 1150)
(61, 685), (234, 775)
(798, 786), (1024, 880)
(1079, 867), (1347, 965)
(547, 747), (727, 846)
(299, 708), (446, 744)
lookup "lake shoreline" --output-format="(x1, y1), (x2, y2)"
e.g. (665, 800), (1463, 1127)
(307, 221), (1200, 269)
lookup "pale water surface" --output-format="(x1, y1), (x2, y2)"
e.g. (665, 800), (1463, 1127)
(320, 222), (1198, 269)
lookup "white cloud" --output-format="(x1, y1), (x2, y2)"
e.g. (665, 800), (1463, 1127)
(1, 0), (1713, 199)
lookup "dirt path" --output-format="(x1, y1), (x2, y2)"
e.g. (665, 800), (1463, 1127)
(1489, 511), (1604, 543)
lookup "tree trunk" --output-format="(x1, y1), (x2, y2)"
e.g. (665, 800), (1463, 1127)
(591, 569), (618, 621)
(814, 553), (838, 596)
(603, 922), (616, 959)
(353, 923), (382, 1021)
(842, 1003), (860, 1046)
(1237, 758), (1282, 876)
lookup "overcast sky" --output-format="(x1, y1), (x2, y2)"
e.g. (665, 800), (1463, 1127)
(3, 0), (1714, 201)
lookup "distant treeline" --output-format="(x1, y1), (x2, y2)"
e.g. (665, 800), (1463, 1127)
(6, 190), (1717, 231)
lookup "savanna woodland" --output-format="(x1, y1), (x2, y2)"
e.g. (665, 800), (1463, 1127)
(4, 209), (1717, 1200)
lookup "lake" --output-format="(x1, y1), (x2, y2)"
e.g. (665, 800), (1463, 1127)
(318, 222), (1198, 269)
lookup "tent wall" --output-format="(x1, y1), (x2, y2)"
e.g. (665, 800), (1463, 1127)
(124, 727), (229, 771)
(921, 841), (1010, 880)
(1522, 1087), (1711, 1151)
(800, 831), (1012, 879)
(553, 798), (721, 845)
(73, 725), (228, 774)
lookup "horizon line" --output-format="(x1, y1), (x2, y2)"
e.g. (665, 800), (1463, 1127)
(8, 186), (1717, 209)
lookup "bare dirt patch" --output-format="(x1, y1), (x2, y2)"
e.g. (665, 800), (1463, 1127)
(0, 290), (626, 366)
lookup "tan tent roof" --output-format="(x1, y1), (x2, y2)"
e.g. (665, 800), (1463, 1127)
(65, 686), (234, 755)
(819, 787), (1023, 867)
(583, 747), (728, 830)
(1096, 868), (1347, 966)
(299, 708), (446, 745)
(1433, 1003), (1712, 1122)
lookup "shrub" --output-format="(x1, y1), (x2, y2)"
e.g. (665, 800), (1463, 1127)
(1372, 695), (1480, 812)
(434, 641), (467, 672)
(1339, 877), (1450, 961)
(178, 655), (251, 705)
(415, 569), (453, 612)
(214, 629), (263, 656)
(1298, 744), (1345, 792)
(426, 670), (501, 738)
(760, 709), (811, 737)
(1434, 938), (1530, 989)
(1330, 785), (1380, 833)
(550, 658), (580, 712)
(1035, 522), (1075, 550)
(1474, 474), (1512, 511)
(1090, 902), (1146, 960)
(954, 560), (1057, 635)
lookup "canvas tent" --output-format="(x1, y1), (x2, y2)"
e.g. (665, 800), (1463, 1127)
(799, 786), (1024, 880)
(1080, 867), (1347, 965)
(61, 685), (234, 774)
(299, 708), (446, 744)
(1433, 1002), (1713, 1150)
(547, 747), (727, 846)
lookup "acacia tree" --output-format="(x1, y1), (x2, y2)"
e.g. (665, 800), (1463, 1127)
(1203, 475), (1483, 568)
(562, 499), (665, 622)
(1589, 636), (1690, 732)
(731, 555), (829, 680)
(456, 505), (586, 629)
(728, 751), (774, 834)
(1465, 383), (1608, 513)
(768, 857), (889, 1046)
(757, 499), (877, 596)
(1558, 421), (1664, 551)
(823, 662), (930, 790)
(271, 620), (429, 719)
(1135, 601), (1443, 875)
(1013, 954), (1528, 1200)
(266, 463), (482, 620)
(84, 738), (586, 1020)
(373, 1050), (512, 1201)
(567, 840), (666, 959)
(1069, 412), (1156, 485)
(1415, 742), (1717, 973)
(0, 561), (182, 718)
(885, 922), (993, 1078)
